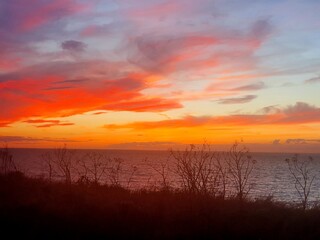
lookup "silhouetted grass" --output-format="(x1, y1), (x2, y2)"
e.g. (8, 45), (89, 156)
(1, 172), (320, 239)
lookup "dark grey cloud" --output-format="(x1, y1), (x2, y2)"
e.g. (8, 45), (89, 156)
(44, 86), (74, 91)
(127, 35), (185, 73)
(0, 136), (79, 143)
(107, 141), (181, 150)
(274, 102), (320, 124)
(92, 111), (108, 115)
(44, 79), (88, 91)
(285, 138), (320, 144)
(23, 119), (74, 128)
(53, 79), (88, 84)
(232, 82), (265, 91)
(251, 19), (273, 39)
(217, 95), (257, 104)
(283, 102), (318, 115)
(305, 76), (320, 84)
(61, 40), (87, 52)
(272, 139), (281, 145)
(0, 136), (42, 142)
(260, 105), (280, 114)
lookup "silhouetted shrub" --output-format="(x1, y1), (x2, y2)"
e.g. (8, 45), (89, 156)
(0, 144), (17, 174)
(171, 143), (224, 196)
(1, 173), (320, 239)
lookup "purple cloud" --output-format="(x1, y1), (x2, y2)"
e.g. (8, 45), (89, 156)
(251, 19), (273, 40)
(61, 40), (87, 52)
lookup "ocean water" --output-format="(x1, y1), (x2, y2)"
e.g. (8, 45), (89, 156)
(8, 148), (320, 203)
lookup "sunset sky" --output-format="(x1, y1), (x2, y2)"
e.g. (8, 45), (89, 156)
(0, 0), (320, 152)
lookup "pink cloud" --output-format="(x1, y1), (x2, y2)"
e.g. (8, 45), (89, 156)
(126, 1), (183, 19)
(0, 58), (21, 71)
(125, 18), (273, 80)
(9, 0), (87, 31)
(80, 24), (111, 37)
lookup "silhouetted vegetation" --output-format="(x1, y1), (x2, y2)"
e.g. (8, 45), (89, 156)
(2, 171), (320, 239)
(0, 144), (16, 174)
(1, 143), (320, 239)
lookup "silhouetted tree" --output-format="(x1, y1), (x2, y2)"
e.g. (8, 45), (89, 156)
(171, 143), (223, 196)
(42, 144), (76, 184)
(226, 142), (256, 200)
(286, 154), (316, 210)
(149, 158), (172, 191)
(77, 151), (107, 184)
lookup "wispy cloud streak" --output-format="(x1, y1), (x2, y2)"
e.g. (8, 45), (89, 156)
(217, 95), (257, 104)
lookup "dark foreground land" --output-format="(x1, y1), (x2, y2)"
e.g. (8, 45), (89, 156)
(1, 172), (320, 239)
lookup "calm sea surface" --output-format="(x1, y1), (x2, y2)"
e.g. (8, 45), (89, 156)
(9, 148), (320, 203)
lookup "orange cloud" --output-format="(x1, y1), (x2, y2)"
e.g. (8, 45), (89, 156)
(0, 61), (182, 125)
(0, 122), (11, 128)
(103, 97), (182, 112)
(23, 119), (74, 128)
(104, 102), (320, 130)
(36, 123), (74, 128)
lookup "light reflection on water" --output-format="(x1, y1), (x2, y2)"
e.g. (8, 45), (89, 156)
(10, 148), (320, 203)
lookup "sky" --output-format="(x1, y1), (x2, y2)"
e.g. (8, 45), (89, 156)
(0, 0), (320, 152)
